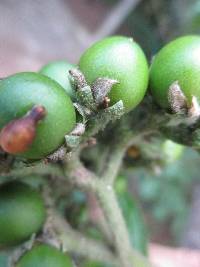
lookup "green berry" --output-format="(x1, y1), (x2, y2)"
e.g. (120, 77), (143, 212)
(150, 35), (200, 109)
(0, 72), (76, 159)
(79, 36), (149, 112)
(40, 60), (76, 100)
(0, 182), (46, 247)
(16, 244), (73, 267)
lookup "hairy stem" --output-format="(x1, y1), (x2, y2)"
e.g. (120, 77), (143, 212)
(96, 180), (154, 267)
(0, 162), (63, 179)
(65, 155), (154, 267)
(96, 182), (133, 267)
(87, 192), (113, 244)
(102, 144), (127, 184)
(52, 211), (118, 266)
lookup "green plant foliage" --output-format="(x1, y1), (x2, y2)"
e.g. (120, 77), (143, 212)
(62, 190), (104, 242)
(134, 148), (200, 242)
(84, 260), (112, 267)
(1, 15), (200, 265)
(63, 190), (88, 228)
(162, 140), (184, 164)
(0, 253), (8, 267)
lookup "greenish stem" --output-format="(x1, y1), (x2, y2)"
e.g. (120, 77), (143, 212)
(52, 211), (119, 266)
(65, 156), (154, 267)
(64, 158), (98, 191)
(101, 130), (153, 185)
(96, 181), (132, 267)
(0, 163), (64, 183)
(95, 181), (154, 267)
(86, 192), (113, 244)
(102, 144), (127, 185)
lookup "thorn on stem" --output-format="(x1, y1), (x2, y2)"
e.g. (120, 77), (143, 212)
(70, 123), (86, 136)
(69, 69), (88, 90)
(73, 103), (91, 120)
(46, 145), (67, 163)
(168, 81), (187, 113)
(188, 96), (200, 120)
(91, 77), (118, 107)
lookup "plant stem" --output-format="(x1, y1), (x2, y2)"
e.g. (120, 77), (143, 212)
(87, 192), (113, 244)
(96, 181), (133, 267)
(65, 158), (98, 191)
(1, 162), (63, 179)
(95, 180), (154, 267)
(102, 130), (147, 184)
(65, 154), (155, 267)
(102, 144), (127, 184)
(52, 211), (118, 266)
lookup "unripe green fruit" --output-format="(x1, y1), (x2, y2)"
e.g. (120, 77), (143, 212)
(16, 244), (73, 267)
(0, 182), (46, 247)
(0, 72), (76, 159)
(79, 36), (149, 112)
(162, 140), (184, 163)
(40, 60), (76, 100)
(150, 35), (200, 109)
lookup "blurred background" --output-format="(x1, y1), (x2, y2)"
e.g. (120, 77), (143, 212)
(1, 0), (200, 77)
(1, 0), (200, 266)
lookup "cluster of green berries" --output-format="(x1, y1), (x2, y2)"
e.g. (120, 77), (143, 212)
(1, 35), (199, 159)
(0, 181), (73, 267)
(0, 34), (200, 266)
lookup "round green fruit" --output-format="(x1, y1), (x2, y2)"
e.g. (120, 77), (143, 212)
(149, 35), (200, 109)
(40, 60), (76, 100)
(0, 181), (46, 247)
(162, 140), (184, 163)
(79, 36), (149, 112)
(0, 72), (76, 159)
(16, 244), (73, 267)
